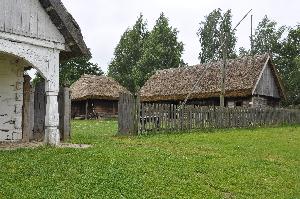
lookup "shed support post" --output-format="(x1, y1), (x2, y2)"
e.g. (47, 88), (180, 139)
(85, 100), (88, 120)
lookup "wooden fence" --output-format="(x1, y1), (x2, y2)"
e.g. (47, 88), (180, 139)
(139, 103), (300, 134)
(118, 93), (300, 135)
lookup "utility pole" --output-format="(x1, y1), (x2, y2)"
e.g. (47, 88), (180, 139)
(220, 31), (227, 107)
(251, 15), (253, 55)
(178, 9), (252, 110)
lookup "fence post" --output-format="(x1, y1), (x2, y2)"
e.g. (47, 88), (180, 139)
(134, 94), (140, 135)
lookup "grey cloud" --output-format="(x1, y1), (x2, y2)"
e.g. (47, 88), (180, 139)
(61, 0), (300, 73)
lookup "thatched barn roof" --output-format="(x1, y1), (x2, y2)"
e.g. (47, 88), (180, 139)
(39, 0), (91, 61)
(71, 75), (130, 101)
(140, 54), (285, 102)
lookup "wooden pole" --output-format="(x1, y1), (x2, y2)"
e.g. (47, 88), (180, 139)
(63, 87), (71, 141)
(22, 75), (31, 142)
(220, 31), (227, 107)
(251, 15), (253, 55)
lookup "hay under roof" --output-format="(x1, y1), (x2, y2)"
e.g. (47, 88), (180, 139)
(71, 75), (129, 101)
(140, 54), (284, 102)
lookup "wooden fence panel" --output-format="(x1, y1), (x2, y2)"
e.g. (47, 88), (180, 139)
(136, 103), (300, 134)
(118, 95), (300, 135)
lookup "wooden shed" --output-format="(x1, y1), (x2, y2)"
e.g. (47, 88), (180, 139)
(140, 54), (286, 108)
(71, 75), (129, 119)
(0, 0), (90, 145)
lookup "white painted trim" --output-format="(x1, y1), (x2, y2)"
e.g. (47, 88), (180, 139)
(252, 56), (270, 95)
(0, 32), (65, 51)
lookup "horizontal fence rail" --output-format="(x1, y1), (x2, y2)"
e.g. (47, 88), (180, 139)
(139, 103), (300, 134)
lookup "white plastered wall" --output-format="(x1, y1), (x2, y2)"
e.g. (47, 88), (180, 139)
(0, 54), (25, 141)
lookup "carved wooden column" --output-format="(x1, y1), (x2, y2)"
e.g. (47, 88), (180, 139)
(44, 51), (60, 145)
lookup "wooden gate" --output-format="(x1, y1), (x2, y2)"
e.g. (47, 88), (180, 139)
(23, 80), (71, 142)
(118, 92), (139, 135)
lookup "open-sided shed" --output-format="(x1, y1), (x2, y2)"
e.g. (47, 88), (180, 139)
(0, 0), (90, 145)
(71, 75), (129, 119)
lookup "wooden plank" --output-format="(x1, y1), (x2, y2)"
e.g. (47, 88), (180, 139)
(22, 75), (31, 142)
(21, 0), (30, 35)
(63, 88), (71, 141)
(170, 104), (173, 131)
(145, 103), (149, 132)
(0, 0), (5, 31)
(141, 103), (145, 133)
(134, 94), (140, 135)
(29, 0), (38, 37)
(29, 87), (35, 140)
(4, 0), (13, 33)
(33, 81), (46, 141)
(13, 0), (22, 34)
(162, 104), (165, 131)
(37, 2), (46, 40)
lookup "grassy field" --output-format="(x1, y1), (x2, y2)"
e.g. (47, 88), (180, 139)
(0, 120), (299, 199)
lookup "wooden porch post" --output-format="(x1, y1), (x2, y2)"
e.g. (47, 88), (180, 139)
(44, 52), (60, 146)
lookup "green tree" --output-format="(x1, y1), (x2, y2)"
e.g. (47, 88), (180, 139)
(252, 16), (300, 105)
(197, 9), (237, 63)
(59, 57), (103, 87)
(32, 57), (103, 87)
(252, 15), (285, 58)
(276, 25), (300, 105)
(108, 13), (184, 93)
(238, 47), (250, 57)
(108, 14), (148, 93)
(136, 13), (184, 87)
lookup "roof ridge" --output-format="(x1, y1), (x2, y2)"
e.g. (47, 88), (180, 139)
(155, 53), (269, 74)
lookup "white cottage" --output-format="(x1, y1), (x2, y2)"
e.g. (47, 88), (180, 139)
(0, 0), (90, 145)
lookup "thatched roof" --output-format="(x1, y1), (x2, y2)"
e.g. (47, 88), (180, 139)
(71, 75), (130, 101)
(39, 0), (91, 61)
(140, 54), (285, 102)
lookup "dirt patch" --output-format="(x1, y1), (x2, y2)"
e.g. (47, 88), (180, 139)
(0, 142), (92, 150)
(0, 142), (44, 151)
(58, 143), (92, 149)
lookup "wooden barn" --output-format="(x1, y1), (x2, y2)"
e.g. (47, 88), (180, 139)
(71, 75), (129, 118)
(0, 0), (90, 145)
(140, 54), (286, 108)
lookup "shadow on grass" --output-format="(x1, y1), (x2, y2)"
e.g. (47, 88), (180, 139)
(115, 123), (300, 139)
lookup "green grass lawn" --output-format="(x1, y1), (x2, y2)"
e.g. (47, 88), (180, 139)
(0, 121), (299, 199)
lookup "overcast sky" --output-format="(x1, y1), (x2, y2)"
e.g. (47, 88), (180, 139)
(61, 0), (299, 73)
